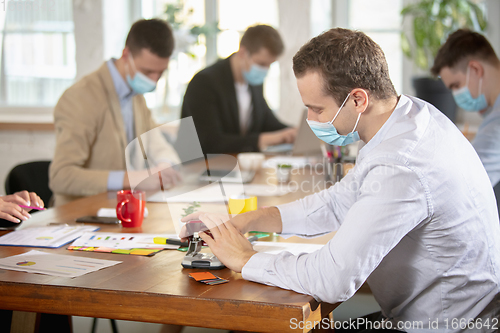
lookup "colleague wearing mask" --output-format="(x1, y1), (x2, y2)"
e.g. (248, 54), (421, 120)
(432, 29), (500, 188)
(50, 19), (180, 206)
(180, 25), (296, 154)
(183, 28), (500, 332)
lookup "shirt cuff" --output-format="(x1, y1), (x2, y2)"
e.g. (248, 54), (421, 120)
(277, 201), (307, 236)
(107, 171), (125, 191)
(241, 252), (276, 283)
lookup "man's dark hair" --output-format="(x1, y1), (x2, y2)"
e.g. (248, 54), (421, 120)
(431, 29), (499, 76)
(292, 28), (397, 105)
(240, 25), (284, 56)
(125, 19), (174, 58)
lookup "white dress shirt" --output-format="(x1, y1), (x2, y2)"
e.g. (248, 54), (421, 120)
(472, 94), (500, 186)
(235, 82), (253, 135)
(242, 95), (500, 332)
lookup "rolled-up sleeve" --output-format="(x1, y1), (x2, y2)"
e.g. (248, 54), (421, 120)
(242, 163), (430, 304)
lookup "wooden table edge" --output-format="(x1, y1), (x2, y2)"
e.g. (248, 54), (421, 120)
(0, 281), (339, 332)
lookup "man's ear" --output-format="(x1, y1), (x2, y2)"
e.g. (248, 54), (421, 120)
(122, 47), (130, 60)
(469, 60), (484, 78)
(351, 88), (369, 114)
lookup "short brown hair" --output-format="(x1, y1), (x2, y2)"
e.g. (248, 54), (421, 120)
(431, 29), (499, 76)
(240, 25), (284, 56)
(293, 28), (397, 104)
(126, 19), (174, 58)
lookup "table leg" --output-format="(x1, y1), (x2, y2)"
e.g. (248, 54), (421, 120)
(10, 311), (39, 333)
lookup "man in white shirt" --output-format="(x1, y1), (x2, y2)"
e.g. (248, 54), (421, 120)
(183, 28), (500, 332)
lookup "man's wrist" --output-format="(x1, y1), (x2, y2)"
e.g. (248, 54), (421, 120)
(240, 250), (258, 272)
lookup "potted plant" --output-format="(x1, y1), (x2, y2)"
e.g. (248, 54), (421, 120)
(276, 164), (292, 183)
(400, 0), (487, 122)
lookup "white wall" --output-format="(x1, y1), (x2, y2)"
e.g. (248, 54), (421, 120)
(0, 130), (55, 196)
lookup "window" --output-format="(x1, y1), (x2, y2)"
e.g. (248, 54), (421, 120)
(217, 0), (279, 111)
(0, 0), (76, 107)
(143, 0), (280, 121)
(141, 0), (206, 122)
(344, 0), (403, 94)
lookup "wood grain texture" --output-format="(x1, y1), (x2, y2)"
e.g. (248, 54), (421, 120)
(0, 157), (341, 332)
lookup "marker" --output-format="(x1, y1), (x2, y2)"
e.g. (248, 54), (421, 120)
(247, 235), (259, 243)
(20, 205), (46, 211)
(154, 237), (189, 247)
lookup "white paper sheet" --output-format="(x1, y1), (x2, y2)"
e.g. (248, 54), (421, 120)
(252, 241), (324, 256)
(70, 232), (179, 249)
(0, 250), (122, 278)
(97, 207), (149, 218)
(0, 225), (99, 248)
(262, 156), (322, 169)
(148, 183), (294, 203)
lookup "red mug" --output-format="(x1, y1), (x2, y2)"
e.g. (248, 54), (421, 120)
(116, 190), (145, 227)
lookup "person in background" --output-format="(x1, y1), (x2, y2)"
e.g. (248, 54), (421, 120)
(180, 24), (296, 154)
(183, 28), (500, 332)
(0, 190), (43, 223)
(432, 29), (500, 188)
(50, 19), (181, 206)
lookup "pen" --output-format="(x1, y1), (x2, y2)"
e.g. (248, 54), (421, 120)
(20, 205), (46, 211)
(247, 235), (259, 243)
(154, 237), (189, 247)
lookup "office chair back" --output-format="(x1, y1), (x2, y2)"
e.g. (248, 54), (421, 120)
(493, 181), (500, 221)
(5, 161), (53, 207)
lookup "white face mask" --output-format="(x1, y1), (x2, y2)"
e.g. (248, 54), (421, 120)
(306, 93), (361, 146)
(125, 55), (157, 94)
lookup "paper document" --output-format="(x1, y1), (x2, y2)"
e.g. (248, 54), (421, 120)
(0, 250), (121, 278)
(148, 182), (244, 203)
(97, 207), (149, 218)
(148, 183), (294, 203)
(252, 241), (324, 256)
(70, 232), (179, 249)
(0, 225), (99, 248)
(262, 156), (322, 169)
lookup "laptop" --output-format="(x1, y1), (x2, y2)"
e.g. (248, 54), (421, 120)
(263, 109), (323, 156)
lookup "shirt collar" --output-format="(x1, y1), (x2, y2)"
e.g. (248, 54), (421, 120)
(106, 58), (135, 100)
(493, 94), (500, 110)
(357, 95), (410, 162)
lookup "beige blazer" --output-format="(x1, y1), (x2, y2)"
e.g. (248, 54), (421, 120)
(50, 62), (179, 206)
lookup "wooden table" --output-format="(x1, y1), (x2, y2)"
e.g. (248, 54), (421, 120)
(0, 157), (340, 332)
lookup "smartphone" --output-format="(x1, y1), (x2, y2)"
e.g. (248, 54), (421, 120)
(75, 216), (120, 224)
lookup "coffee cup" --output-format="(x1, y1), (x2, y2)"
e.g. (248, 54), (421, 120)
(116, 190), (146, 228)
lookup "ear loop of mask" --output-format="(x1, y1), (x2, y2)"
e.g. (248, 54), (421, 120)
(466, 65), (483, 97)
(329, 93), (351, 124)
(125, 54), (137, 79)
(330, 93), (362, 133)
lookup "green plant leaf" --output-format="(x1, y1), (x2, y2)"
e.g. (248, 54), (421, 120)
(468, 1), (487, 31)
(416, 47), (428, 70)
(401, 32), (412, 59)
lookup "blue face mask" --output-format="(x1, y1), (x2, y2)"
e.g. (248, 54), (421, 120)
(243, 64), (269, 86)
(306, 94), (361, 146)
(452, 66), (488, 112)
(126, 56), (157, 94)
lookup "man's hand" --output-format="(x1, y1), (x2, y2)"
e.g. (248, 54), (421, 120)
(180, 212), (232, 241)
(0, 198), (30, 223)
(2, 191), (44, 209)
(198, 217), (257, 273)
(258, 127), (297, 151)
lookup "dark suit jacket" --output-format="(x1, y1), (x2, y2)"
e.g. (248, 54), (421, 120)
(180, 55), (287, 154)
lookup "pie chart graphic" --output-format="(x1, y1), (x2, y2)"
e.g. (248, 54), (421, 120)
(16, 261), (36, 266)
